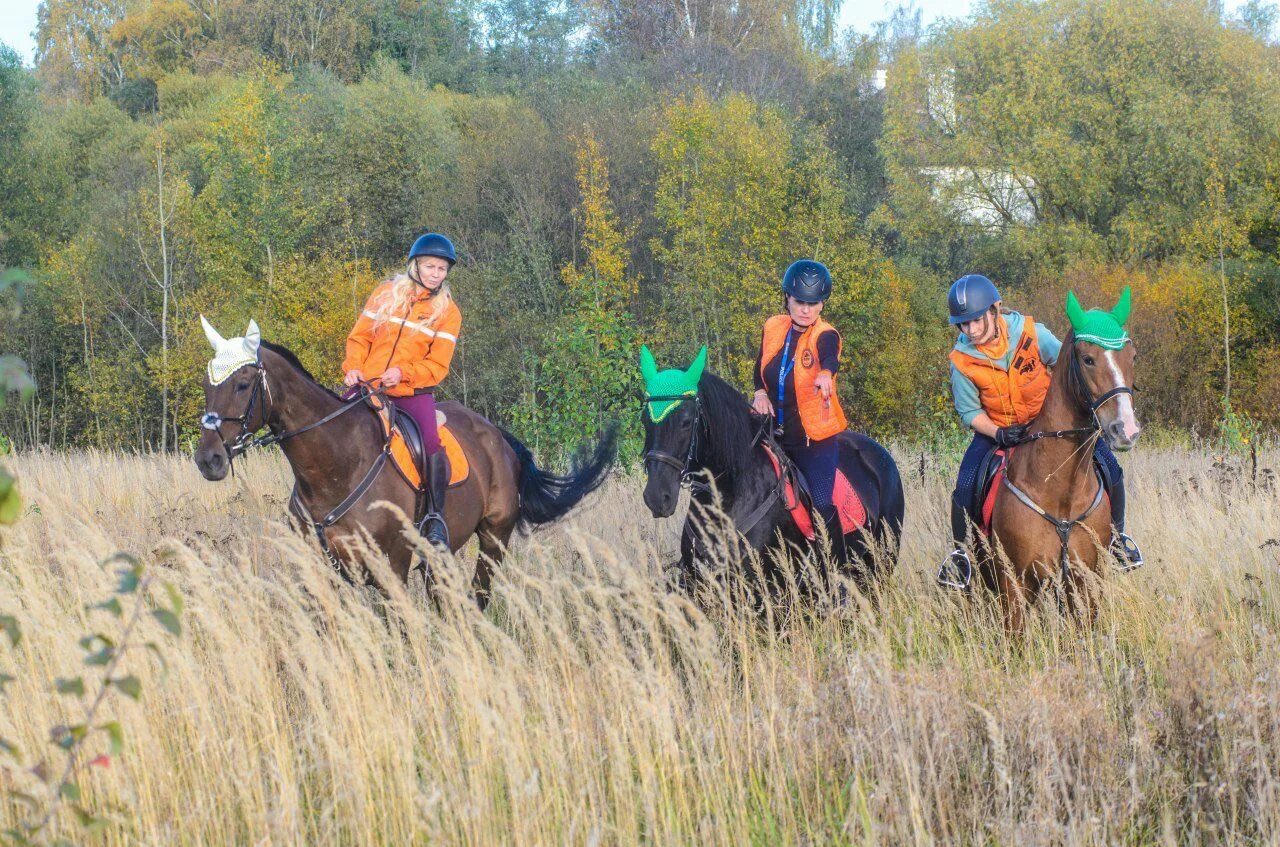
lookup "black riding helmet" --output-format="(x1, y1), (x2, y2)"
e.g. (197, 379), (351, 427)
(782, 259), (833, 303)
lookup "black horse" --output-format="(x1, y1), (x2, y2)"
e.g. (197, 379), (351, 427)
(641, 366), (904, 597)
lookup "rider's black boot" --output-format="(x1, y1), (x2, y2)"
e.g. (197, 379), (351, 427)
(1106, 476), (1143, 570)
(938, 494), (974, 590)
(417, 450), (451, 551)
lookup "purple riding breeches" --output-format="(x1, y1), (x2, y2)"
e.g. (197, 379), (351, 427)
(390, 391), (442, 456)
(343, 387), (442, 456)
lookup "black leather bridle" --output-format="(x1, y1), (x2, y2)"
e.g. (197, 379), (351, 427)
(641, 393), (707, 493)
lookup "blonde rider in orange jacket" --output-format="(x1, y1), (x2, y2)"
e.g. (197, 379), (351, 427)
(342, 232), (460, 549)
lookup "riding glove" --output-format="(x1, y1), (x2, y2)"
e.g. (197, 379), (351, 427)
(994, 423), (1029, 448)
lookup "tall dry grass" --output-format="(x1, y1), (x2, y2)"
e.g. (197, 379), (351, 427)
(0, 444), (1278, 845)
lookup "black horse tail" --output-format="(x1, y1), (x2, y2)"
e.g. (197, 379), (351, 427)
(500, 425), (618, 530)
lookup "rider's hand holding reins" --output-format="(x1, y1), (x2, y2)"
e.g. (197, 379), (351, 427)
(380, 367), (403, 388)
(995, 423), (1029, 448)
(344, 369), (363, 387)
(814, 371), (833, 409)
(751, 389), (774, 417)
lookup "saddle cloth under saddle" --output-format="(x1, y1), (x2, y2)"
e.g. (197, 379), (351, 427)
(976, 448), (1110, 536)
(760, 440), (867, 541)
(366, 395), (470, 491)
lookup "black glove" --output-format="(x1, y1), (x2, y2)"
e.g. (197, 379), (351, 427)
(994, 423), (1029, 448)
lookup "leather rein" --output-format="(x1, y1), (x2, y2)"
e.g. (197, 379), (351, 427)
(642, 393), (788, 537)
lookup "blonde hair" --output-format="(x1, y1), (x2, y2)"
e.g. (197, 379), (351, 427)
(371, 271), (453, 331)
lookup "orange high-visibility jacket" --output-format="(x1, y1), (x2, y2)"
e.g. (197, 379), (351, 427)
(342, 282), (462, 397)
(758, 314), (848, 442)
(948, 314), (1051, 428)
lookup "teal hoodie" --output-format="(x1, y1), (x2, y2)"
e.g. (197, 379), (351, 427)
(949, 311), (1062, 428)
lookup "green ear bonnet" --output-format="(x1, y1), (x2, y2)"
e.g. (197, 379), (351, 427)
(1066, 286), (1132, 350)
(639, 345), (708, 422)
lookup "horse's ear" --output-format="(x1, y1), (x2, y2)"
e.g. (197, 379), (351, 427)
(201, 315), (225, 350)
(1065, 290), (1087, 332)
(686, 345), (708, 385)
(1110, 286), (1132, 327)
(243, 319), (261, 357)
(639, 345), (658, 385)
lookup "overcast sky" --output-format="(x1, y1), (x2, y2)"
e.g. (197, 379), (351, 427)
(0, 1), (1261, 67)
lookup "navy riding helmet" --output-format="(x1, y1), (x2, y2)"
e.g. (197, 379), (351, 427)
(782, 259), (833, 303)
(409, 232), (457, 266)
(947, 274), (1000, 325)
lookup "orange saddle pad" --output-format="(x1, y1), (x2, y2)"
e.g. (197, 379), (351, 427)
(371, 401), (470, 490)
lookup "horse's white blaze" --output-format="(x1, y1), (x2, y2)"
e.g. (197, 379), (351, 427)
(1101, 349), (1140, 440)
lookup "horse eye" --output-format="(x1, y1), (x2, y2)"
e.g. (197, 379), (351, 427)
(235, 381), (250, 392)
(1082, 355), (1095, 367)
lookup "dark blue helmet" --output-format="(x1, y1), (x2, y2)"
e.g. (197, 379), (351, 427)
(408, 232), (457, 266)
(947, 274), (1000, 324)
(782, 260), (833, 303)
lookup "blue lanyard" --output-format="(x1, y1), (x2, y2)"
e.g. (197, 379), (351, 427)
(776, 329), (798, 430)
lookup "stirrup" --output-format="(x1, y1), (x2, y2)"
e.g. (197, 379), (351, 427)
(417, 512), (450, 551)
(937, 548), (973, 591)
(1112, 532), (1143, 572)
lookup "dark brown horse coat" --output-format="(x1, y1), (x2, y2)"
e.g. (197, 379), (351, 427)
(196, 342), (615, 607)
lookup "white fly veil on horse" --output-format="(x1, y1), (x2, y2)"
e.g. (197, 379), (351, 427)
(201, 316), (262, 385)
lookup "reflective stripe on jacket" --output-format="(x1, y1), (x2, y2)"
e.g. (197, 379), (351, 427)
(342, 281), (462, 397)
(758, 314), (848, 442)
(948, 314), (1051, 428)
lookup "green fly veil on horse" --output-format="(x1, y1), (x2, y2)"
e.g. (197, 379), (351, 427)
(1066, 286), (1132, 350)
(640, 345), (708, 422)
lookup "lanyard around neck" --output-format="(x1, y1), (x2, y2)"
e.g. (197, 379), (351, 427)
(775, 327), (801, 430)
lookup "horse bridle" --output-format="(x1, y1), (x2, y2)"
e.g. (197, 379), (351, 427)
(642, 393), (710, 494)
(201, 364), (371, 462)
(1018, 343), (1136, 444)
(201, 365), (270, 460)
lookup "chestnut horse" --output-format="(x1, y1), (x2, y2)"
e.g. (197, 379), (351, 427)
(983, 320), (1139, 631)
(194, 322), (615, 607)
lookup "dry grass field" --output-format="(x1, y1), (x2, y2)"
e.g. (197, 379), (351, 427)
(0, 443), (1278, 845)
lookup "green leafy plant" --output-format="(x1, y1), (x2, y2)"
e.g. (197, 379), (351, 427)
(0, 268), (34, 525)
(0, 553), (183, 845)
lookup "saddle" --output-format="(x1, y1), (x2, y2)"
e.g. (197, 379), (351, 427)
(364, 395), (470, 493)
(759, 436), (868, 540)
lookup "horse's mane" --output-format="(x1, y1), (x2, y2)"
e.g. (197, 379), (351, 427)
(259, 340), (342, 400)
(697, 371), (767, 485)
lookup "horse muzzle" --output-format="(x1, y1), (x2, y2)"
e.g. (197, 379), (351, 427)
(643, 476), (679, 519)
(1102, 418), (1141, 452)
(195, 442), (231, 481)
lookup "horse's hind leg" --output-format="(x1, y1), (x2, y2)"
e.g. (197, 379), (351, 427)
(472, 518), (515, 612)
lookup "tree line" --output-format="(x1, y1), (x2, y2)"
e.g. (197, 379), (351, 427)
(1, 0), (1278, 461)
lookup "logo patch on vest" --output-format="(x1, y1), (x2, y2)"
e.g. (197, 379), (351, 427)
(801, 350), (814, 368)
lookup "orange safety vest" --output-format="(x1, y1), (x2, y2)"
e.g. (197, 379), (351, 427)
(948, 315), (1051, 428)
(758, 314), (848, 442)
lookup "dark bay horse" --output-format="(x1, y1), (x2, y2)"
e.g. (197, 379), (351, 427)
(983, 293), (1140, 631)
(640, 350), (904, 599)
(193, 321), (615, 607)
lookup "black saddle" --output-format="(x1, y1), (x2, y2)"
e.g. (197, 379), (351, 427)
(972, 446), (1007, 517)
